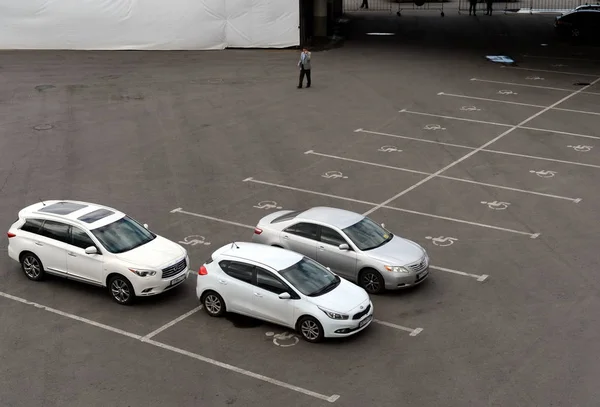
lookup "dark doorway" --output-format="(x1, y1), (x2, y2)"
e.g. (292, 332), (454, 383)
(300, 0), (315, 47)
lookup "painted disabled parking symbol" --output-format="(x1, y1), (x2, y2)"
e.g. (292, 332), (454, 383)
(425, 236), (457, 247)
(498, 90), (518, 95)
(529, 169), (556, 178)
(178, 235), (212, 246)
(526, 76), (544, 81)
(265, 331), (299, 347)
(253, 201), (283, 210)
(424, 124), (446, 130)
(567, 145), (593, 152)
(481, 200), (511, 210)
(378, 145), (402, 153)
(460, 106), (481, 111)
(322, 171), (348, 179)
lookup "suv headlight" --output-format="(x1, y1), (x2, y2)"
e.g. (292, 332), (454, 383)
(384, 265), (410, 273)
(318, 307), (349, 320)
(129, 268), (157, 277)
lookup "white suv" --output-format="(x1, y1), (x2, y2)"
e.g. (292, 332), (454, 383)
(6, 200), (190, 305)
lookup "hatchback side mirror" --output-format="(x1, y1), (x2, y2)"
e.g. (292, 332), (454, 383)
(278, 292), (291, 300)
(338, 243), (350, 251)
(85, 246), (98, 255)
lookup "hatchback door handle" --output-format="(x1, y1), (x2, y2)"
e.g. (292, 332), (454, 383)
(67, 252), (76, 257)
(254, 292), (263, 297)
(283, 235), (289, 239)
(218, 279), (227, 284)
(35, 242), (43, 246)
(318, 245), (325, 250)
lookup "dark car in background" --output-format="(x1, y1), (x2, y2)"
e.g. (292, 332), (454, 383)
(555, 9), (600, 40)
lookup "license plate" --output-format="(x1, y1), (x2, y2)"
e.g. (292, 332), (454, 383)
(170, 273), (187, 286)
(359, 314), (372, 328)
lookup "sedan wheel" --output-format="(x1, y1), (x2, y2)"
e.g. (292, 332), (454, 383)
(360, 269), (385, 294)
(21, 253), (44, 281)
(203, 291), (226, 317)
(109, 276), (135, 305)
(298, 316), (324, 343)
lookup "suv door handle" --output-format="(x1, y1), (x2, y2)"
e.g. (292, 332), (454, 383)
(34, 242), (43, 246)
(254, 292), (263, 297)
(67, 252), (77, 257)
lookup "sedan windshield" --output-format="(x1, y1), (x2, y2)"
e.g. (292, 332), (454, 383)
(279, 257), (340, 297)
(342, 217), (393, 251)
(91, 216), (156, 254)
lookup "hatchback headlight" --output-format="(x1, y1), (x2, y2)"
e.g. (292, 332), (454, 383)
(318, 307), (349, 320)
(129, 268), (157, 277)
(384, 265), (410, 273)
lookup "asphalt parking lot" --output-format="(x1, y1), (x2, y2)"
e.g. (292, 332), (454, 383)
(2, 8), (600, 407)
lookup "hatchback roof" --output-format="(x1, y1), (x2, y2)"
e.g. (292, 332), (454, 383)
(214, 242), (303, 271)
(296, 207), (364, 229)
(20, 200), (126, 229)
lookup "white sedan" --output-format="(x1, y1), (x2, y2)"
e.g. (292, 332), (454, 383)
(196, 242), (374, 343)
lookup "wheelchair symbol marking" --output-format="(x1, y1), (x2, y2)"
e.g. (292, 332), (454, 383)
(424, 124), (446, 130)
(529, 169), (556, 178)
(481, 201), (510, 210)
(378, 145), (402, 153)
(567, 145), (592, 152)
(498, 90), (518, 95)
(265, 331), (299, 347)
(526, 76), (544, 80)
(253, 201), (283, 210)
(461, 106), (481, 111)
(322, 171), (348, 179)
(178, 235), (212, 246)
(425, 236), (458, 247)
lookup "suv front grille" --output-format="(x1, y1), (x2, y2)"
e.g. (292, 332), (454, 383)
(162, 258), (187, 278)
(352, 304), (371, 320)
(408, 257), (428, 273)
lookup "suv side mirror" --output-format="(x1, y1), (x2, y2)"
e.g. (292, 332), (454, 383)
(381, 223), (385, 228)
(85, 246), (98, 255)
(143, 223), (149, 229)
(338, 243), (350, 250)
(278, 292), (291, 300)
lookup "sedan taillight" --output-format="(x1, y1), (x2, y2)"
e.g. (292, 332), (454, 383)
(7, 232), (16, 238)
(254, 228), (263, 235)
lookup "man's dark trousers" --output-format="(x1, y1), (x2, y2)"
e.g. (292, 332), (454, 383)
(298, 68), (311, 88)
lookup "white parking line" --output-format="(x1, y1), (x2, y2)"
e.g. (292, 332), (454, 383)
(399, 109), (600, 141)
(0, 291), (341, 403)
(470, 78), (600, 96)
(305, 149), (582, 202)
(243, 177), (541, 238)
(374, 320), (423, 336)
(141, 306), (203, 341)
(365, 77), (600, 217)
(438, 92), (600, 116)
(355, 129), (600, 170)
(500, 65), (600, 77)
(171, 207), (255, 230)
(172, 208), (493, 280)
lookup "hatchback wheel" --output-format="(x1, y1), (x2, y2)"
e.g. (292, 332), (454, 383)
(202, 291), (226, 317)
(109, 275), (135, 305)
(20, 253), (45, 281)
(297, 316), (324, 343)
(359, 268), (385, 294)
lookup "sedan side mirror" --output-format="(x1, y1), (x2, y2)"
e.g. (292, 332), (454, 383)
(85, 246), (98, 255)
(278, 292), (291, 300)
(338, 243), (350, 251)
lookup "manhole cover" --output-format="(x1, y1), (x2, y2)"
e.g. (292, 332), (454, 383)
(574, 82), (590, 86)
(33, 124), (54, 131)
(35, 84), (55, 92)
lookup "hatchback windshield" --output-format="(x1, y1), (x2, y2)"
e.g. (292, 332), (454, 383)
(279, 257), (340, 297)
(342, 217), (393, 251)
(91, 216), (156, 254)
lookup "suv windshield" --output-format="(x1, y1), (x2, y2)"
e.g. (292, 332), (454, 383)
(91, 216), (156, 254)
(342, 217), (393, 251)
(279, 257), (340, 297)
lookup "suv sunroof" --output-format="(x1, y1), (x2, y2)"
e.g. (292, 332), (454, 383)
(38, 201), (88, 215)
(78, 209), (115, 223)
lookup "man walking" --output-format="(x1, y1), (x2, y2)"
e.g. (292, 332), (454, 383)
(469, 0), (477, 15)
(485, 0), (493, 15)
(297, 48), (311, 89)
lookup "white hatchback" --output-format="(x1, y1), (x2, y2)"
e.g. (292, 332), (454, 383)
(196, 242), (374, 343)
(7, 200), (190, 305)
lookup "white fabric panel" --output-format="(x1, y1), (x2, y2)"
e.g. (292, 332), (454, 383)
(0, 0), (299, 50)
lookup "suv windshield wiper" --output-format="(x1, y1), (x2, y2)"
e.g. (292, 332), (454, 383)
(309, 276), (340, 297)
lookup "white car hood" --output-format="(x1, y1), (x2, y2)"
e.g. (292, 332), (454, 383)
(116, 235), (186, 269)
(366, 235), (425, 265)
(309, 278), (370, 314)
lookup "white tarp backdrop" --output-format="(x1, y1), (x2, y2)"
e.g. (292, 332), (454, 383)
(0, 0), (299, 50)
